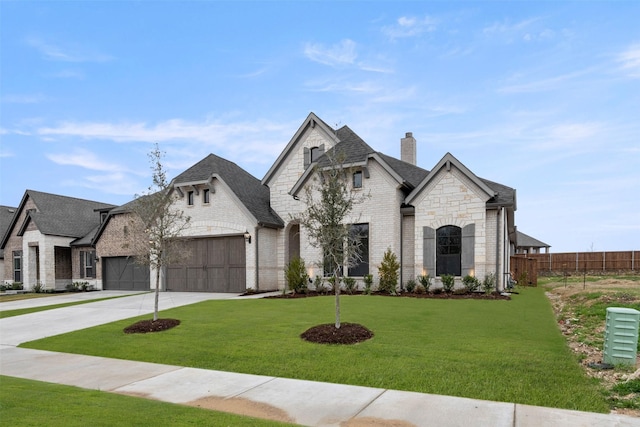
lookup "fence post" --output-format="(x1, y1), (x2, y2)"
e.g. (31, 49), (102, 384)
(576, 252), (579, 272)
(603, 252), (606, 271)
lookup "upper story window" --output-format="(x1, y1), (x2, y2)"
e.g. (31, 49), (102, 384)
(310, 147), (321, 162)
(353, 171), (363, 189)
(187, 191), (194, 206)
(203, 188), (210, 204)
(304, 144), (325, 168)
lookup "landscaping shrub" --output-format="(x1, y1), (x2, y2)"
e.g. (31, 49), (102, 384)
(11, 282), (24, 291)
(378, 248), (400, 295)
(405, 279), (417, 293)
(313, 276), (325, 294)
(417, 274), (432, 293)
(415, 284), (425, 294)
(441, 275), (455, 293)
(482, 272), (495, 294)
(284, 256), (308, 294)
(363, 274), (373, 295)
(32, 282), (45, 293)
(462, 275), (480, 293)
(343, 277), (357, 295)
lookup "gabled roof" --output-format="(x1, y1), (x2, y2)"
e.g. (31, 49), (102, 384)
(1, 190), (116, 249)
(516, 231), (550, 249)
(174, 154), (283, 228)
(0, 205), (18, 258)
(262, 112), (339, 186)
(406, 153), (496, 205)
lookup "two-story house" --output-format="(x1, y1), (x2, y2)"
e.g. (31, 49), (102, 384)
(95, 112), (515, 292)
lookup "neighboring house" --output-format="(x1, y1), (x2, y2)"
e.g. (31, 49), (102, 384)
(515, 231), (550, 254)
(0, 190), (115, 290)
(5, 112), (518, 293)
(0, 205), (18, 282)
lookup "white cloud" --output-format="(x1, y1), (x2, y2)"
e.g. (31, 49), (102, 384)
(26, 37), (113, 62)
(46, 148), (130, 173)
(482, 17), (539, 36)
(303, 39), (357, 67)
(617, 43), (640, 78)
(383, 15), (437, 39)
(1, 94), (47, 104)
(498, 67), (595, 93)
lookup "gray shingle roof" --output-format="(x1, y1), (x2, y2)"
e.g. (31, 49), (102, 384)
(174, 154), (283, 228)
(0, 205), (18, 258)
(316, 125), (516, 207)
(517, 231), (550, 248)
(25, 190), (116, 239)
(0, 191), (116, 251)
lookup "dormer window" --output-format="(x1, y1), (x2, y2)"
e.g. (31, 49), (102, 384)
(353, 171), (363, 188)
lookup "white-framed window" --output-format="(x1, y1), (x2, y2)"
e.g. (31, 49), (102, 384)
(353, 171), (363, 189)
(203, 188), (210, 204)
(187, 191), (194, 206)
(80, 251), (96, 278)
(13, 251), (22, 282)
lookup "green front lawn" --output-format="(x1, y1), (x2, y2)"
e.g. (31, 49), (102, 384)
(21, 287), (609, 413)
(0, 376), (291, 426)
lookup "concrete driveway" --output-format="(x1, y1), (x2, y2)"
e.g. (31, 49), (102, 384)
(0, 291), (241, 346)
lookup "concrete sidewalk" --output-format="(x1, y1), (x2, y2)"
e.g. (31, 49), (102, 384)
(1, 292), (638, 426)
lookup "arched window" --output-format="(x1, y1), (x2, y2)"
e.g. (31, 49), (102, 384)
(436, 225), (461, 276)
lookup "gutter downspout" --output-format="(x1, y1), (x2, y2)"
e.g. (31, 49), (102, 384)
(496, 208), (501, 292)
(400, 212), (403, 291)
(255, 225), (261, 291)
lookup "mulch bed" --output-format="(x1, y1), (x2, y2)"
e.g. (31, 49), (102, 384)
(123, 318), (181, 334)
(268, 291), (511, 300)
(301, 322), (374, 345)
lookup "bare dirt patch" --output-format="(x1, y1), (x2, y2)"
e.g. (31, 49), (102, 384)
(187, 396), (294, 424)
(545, 278), (640, 416)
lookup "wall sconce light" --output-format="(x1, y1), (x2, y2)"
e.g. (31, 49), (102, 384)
(243, 231), (251, 244)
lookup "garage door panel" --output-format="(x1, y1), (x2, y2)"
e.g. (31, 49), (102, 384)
(166, 236), (246, 292)
(229, 267), (246, 293)
(103, 257), (150, 291)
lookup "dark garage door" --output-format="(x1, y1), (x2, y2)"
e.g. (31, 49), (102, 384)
(166, 236), (246, 292)
(103, 257), (150, 291)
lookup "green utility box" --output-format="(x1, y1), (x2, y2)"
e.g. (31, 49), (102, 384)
(603, 307), (639, 367)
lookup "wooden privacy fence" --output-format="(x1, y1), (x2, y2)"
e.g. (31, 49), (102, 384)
(524, 251), (638, 274)
(510, 256), (538, 286)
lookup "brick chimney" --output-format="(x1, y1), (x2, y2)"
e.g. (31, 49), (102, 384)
(401, 132), (416, 165)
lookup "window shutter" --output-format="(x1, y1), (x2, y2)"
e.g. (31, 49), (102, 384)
(80, 251), (85, 278)
(303, 147), (310, 168)
(423, 226), (435, 276)
(461, 223), (475, 276)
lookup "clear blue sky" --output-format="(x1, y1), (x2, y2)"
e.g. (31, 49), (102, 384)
(1, 1), (639, 253)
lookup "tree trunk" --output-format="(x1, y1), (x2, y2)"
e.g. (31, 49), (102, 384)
(154, 266), (160, 321)
(334, 273), (341, 329)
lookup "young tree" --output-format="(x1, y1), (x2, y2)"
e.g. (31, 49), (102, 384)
(298, 152), (368, 329)
(129, 144), (191, 321)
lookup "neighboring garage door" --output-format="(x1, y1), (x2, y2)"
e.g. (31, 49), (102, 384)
(166, 236), (246, 292)
(103, 257), (150, 291)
